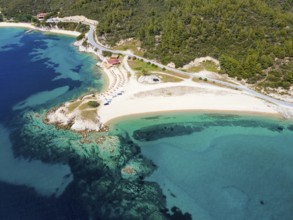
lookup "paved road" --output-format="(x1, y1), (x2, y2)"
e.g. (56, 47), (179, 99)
(87, 25), (293, 109)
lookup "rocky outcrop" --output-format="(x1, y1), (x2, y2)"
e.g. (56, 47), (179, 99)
(182, 56), (220, 71)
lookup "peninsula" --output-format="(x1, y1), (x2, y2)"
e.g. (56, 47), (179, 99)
(1, 1), (293, 219)
(1, 17), (292, 132)
(36, 17), (293, 132)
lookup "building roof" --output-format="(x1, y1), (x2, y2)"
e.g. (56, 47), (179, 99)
(107, 58), (120, 65)
(111, 54), (119, 58)
(37, 13), (46, 18)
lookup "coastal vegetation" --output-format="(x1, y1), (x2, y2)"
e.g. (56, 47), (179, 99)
(186, 61), (219, 73)
(128, 58), (188, 81)
(53, 22), (89, 33)
(128, 58), (161, 74)
(87, 100), (100, 108)
(155, 73), (184, 83)
(2, 11), (293, 220)
(67, 100), (82, 113)
(113, 39), (144, 56)
(0, 0), (292, 90)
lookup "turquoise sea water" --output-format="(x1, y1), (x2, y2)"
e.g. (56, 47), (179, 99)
(112, 113), (293, 220)
(1, 27), (293, 220)
(0, 27), (102, 219)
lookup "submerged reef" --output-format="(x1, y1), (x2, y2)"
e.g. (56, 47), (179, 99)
(9, 110), (190, 219)
(133, 115), (289, 142)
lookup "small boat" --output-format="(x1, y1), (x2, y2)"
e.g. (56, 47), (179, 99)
(25, 29), (34, 34)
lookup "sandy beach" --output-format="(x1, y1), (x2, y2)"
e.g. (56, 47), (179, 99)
(97, 73), (279, 125)
(3, 19), (287, 131)
(95, 56), (281, 125)
(45, 53), (284, 132)
(0, 22), (80, 37)
(0, 22), (36, 29)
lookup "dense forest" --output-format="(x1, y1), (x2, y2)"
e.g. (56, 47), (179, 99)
(0, 0), (292, 89)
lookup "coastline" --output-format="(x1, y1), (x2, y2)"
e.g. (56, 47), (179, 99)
(1, 12), (293, 220)
(2, 20), (291, 132)
(44, 51), (287, 131)
(96, 73), (283, 125)
(0, 22), (80, 37)
(107, 109), (282, 127)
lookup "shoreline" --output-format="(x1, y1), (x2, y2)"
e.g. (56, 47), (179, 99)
(2, 20), (292, 132)
(45, 52), (288, 131)
(96, 73), (285, 126)
(0, 22), (80, 37)
(107, 109), (283, 127)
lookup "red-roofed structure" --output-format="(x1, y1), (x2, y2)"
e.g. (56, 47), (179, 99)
(37, 13), (47, 21)
(108, 58), (120, 65)
(104, 58), (120, 68)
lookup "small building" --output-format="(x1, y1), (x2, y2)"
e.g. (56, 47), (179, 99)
(104, 58), (120, 68)
(37, 13), (47, 21)
(111, 54), (119, 59)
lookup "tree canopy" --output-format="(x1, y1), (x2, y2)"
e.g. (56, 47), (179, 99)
(0, 0), (292, 89)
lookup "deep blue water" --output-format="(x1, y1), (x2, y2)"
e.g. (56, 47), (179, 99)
(0, 28), (102, 219)
(2, 27), (293, 220)
(0, 181), (87, 220)
(0, 28), (100, 123)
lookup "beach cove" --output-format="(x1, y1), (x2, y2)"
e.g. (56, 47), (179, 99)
(1, 22), (293, 220)
(38, 18), (293, 132)
(111, 112), (293, 220)
(0, 25), (192, 219)
(2, 20), (292, 131)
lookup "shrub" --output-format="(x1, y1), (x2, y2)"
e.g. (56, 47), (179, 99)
(102, 51), (112, 57)
(87, 101), (100, 108)
(82, 41), (88, 47)
(76, 33), (85, 41)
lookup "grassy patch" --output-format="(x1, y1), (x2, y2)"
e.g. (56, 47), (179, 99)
(156, 73), (183, 83)
(128, 59), (161, 72)
(81, 110), (97, 121)
(78, 100), (100, 111)
(165, 71), (190, 79)
(186, 61), (219, 73)
(87, 101), (100, 108)
(113, 39), (144, 56)
(135, 71), (148, 79)
(79, 102), (91, 111)
(192, 77), (201, 83)
(186, 66), (204, 73)
(67, 100), (82, 113)
(202, 61), (219, 73)
(128, 59), (190, 80)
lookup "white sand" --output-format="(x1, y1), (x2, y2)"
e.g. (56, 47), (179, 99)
(1, 18), (287, 131)
(0, 22), (36, 29)
(98, 71), (279, 125)
(45, 57), (281, 131)
(95, 57), (279, 125)
(49, 16), (98, 26)
(42, 28), (80, 37)
(32, 20), (284, 131)
(0, 22), (80, 37)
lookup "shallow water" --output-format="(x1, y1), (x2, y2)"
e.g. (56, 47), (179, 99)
(0, 27), (102, 219)
(113, 113), (293, 220)
(2, 27), (293, 220)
